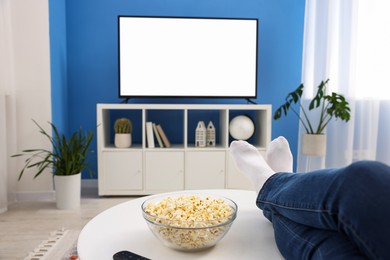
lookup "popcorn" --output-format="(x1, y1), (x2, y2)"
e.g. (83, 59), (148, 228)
(143, 194), (236, 250)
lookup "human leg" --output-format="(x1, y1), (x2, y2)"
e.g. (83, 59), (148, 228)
(265, 136), (293, 173)
(229, 137), (293, 192)
(258, 161), (390, 259)
(268, 211), (367, 259)
(230, 140), (275, 193)
(230, 139), (390, 259)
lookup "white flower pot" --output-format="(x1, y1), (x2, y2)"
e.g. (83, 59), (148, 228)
(115, 133), (132, 148)
(302, 134), (327, 157)
(54, 173), (81, 209)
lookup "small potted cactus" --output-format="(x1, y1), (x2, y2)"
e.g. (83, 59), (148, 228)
(114, 118), (132, 148)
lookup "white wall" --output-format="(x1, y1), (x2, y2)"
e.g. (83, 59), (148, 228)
(0, 0), (53, 201)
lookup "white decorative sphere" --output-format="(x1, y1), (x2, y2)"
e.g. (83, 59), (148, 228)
(229, 115), (255, 140)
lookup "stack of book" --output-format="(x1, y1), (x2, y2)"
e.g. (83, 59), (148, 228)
(145, 122), (172, 148)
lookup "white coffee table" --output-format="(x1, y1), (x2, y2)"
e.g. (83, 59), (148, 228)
(78, 189), (283, 260)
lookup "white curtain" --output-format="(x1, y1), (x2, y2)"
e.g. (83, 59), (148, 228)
(298, 0), (390, 171)
(0, 92), (7, 213)
(0, 0), (17, 211)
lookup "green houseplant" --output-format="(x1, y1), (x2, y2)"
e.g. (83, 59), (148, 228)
(274, 79), (351, 134)
(12, 120), (94, 209)
(114, 118), (132, 148)
(274, 79), (351, 156)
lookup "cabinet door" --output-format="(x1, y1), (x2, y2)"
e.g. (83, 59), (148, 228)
(185, 151), (225, 189)
(102, 151), (143, 191)
(145, 151), (184, 191)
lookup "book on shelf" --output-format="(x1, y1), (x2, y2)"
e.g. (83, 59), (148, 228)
(145, 122), (155, 148)
(156, 124), (171, 148)
(152, 123), (164, 148)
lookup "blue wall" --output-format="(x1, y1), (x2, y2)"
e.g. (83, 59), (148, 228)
(49, 0), (68, 134)
(50, 0), (305, 178)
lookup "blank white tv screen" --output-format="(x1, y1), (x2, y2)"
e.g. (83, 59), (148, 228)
(118, 16), (258, 98)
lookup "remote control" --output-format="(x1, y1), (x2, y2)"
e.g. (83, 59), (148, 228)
(113, 250), (151, 260)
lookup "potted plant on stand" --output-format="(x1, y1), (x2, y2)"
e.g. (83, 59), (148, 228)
(114, 118), (132, 148)
(274, 79), (351, 156)
(12, 120), (94, 209)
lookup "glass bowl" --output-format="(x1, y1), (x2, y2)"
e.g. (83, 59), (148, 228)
(141, 192), (238, 251)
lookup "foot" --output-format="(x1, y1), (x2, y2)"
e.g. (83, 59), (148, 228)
(266, 136), (293, 173)
(230, 140), (275, 193)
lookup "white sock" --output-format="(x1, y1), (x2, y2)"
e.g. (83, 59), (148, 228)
(230, 140), (275, 193)
(266, 136), (293, 173)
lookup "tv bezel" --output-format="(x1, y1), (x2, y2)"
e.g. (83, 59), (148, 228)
(118, 15), (259, 99)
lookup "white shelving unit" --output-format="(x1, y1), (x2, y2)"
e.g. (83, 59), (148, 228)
(97, 103), (272, 195)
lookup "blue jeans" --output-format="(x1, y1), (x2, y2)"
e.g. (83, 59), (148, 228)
(257, 160), (390, 260)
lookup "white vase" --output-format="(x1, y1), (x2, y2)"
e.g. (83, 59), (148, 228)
(54, 173), (81, 209)
(302, 134), (327, 157)
(115, 133), (132, 148)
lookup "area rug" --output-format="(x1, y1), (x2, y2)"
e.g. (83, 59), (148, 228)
(24, 228), (79, 260)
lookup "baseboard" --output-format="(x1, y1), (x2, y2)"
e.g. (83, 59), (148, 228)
(81, 179), (98, 189)
(14, 180), (99, 201)
(16, 190), (55, 201)
(81, 179), (98, 197)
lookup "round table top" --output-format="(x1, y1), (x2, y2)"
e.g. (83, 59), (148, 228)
(78, 189), (282, 260)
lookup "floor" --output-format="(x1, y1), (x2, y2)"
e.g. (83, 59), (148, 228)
(0, 188), (137, 260)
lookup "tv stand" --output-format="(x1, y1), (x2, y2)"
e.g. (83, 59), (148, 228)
(97, 103), (271, 195)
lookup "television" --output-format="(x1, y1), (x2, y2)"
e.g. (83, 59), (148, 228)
(118, 16), (258, 99)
